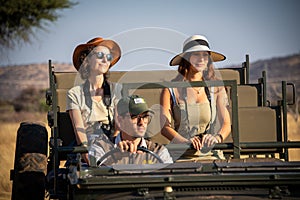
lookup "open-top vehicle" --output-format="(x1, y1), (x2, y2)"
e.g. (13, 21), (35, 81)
(11, 55), (300, 199)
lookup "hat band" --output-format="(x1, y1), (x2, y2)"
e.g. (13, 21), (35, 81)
(183, 39), (210, 52)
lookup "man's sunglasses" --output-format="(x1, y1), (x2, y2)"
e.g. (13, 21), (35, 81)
(130, 113), (151, 123)
(124, 113), (152, 124)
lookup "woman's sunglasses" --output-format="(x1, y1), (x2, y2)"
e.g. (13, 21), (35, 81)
(93, 52), (113, 61)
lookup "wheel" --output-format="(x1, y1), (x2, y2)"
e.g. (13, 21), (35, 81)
(11, 122), (48, 200)
(97, 146), (164, 166)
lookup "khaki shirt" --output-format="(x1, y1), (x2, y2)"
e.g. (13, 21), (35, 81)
(89, 133), (173, 166)
(66, 82), (121, 136)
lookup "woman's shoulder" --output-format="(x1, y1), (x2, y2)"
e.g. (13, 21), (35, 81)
(68, 84), (83, 95)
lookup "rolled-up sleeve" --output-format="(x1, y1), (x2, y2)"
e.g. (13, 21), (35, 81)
(66, 86), (81, 111)
(158, 146), (173, 163)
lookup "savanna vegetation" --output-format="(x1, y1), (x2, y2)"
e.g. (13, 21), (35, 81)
(0, 88), (50, 200)
(1, 1), (75, 196)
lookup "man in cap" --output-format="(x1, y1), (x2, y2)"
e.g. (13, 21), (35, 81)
(89, 95), (173, 165)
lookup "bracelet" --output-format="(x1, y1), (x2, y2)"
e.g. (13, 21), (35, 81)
(216, 133), (223, 143)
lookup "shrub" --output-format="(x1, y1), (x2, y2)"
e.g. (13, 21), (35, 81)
(12, 88), (49, 112)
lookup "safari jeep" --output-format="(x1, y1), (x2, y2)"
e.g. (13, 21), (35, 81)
(11, 55), (300, 199)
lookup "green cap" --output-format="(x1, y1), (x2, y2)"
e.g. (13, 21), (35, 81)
(117, 95), (153, 116)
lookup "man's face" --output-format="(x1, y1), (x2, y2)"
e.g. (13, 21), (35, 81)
(119, 112), (150, 138)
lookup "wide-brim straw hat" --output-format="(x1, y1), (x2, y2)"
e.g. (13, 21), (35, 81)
(169, 35), (226, 66)
(72, 37), (121, 71)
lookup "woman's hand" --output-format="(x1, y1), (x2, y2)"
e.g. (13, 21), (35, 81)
(198, 134), (219, 153)
(189, 134), (222, 151)
(202, 134), (219, 147)
(189, 136), (202, 150)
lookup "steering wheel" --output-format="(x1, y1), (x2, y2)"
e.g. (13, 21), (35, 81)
(97, 147), (164, 166)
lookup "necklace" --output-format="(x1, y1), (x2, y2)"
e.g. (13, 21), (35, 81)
(192, 87), (202, 94)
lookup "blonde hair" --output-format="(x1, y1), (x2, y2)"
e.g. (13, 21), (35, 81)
(78, 46), (110, 80)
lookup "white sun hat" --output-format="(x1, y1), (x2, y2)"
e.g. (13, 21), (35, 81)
(169, 34), (226, 66)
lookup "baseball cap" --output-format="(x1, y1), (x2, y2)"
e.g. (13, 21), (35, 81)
(117, 95), (153, 116)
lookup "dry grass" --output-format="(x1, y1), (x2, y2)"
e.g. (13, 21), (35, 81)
(0, 122), (18, 200)
(0, 112), (49, 200)
(0, 112), (299, 200)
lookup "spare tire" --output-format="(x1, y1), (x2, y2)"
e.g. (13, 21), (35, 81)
(11, 122), (48, 200)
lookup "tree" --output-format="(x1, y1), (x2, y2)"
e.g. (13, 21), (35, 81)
(0, 0), (76, 49)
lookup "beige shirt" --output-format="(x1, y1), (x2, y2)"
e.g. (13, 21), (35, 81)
(66, 82), (121, 135)
(169, 86), (228, 160)
(173, 102), (211, 138)
(170, 87), (217, 138)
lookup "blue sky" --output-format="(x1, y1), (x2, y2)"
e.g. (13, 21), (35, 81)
(2, 0), (300, 71)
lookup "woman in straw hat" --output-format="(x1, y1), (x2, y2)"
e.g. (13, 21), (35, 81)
(66, 37), (121, 165)
(160, 35), (231, 160)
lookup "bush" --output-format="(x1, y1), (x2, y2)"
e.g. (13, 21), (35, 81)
(12, 88), (49, 112)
